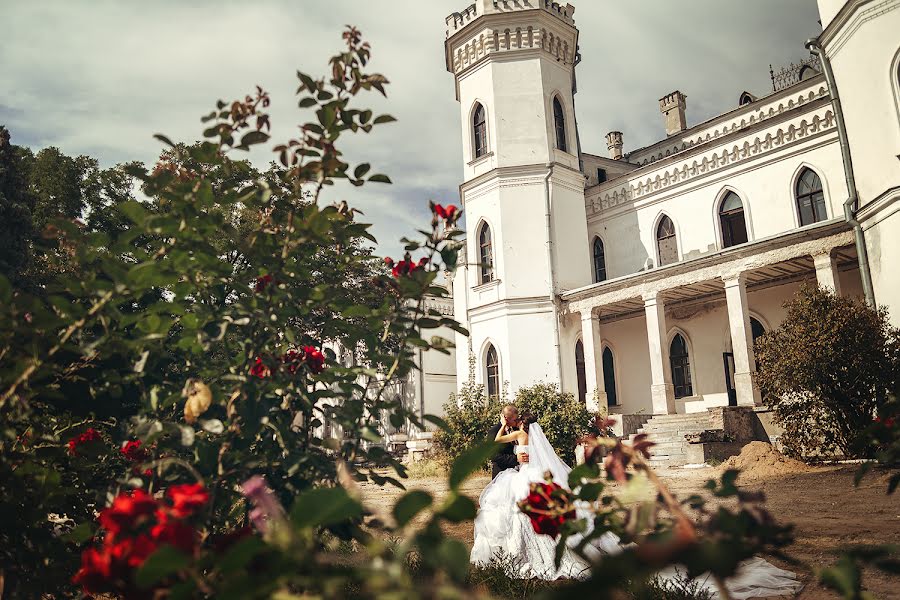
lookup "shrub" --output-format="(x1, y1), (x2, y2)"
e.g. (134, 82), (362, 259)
(435, 381), (598, 466)
(756, 284), (900, 458)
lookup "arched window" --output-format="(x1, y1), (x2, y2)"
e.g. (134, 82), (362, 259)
(575, 340), (587, 403)
(719, 192), (748, 248)
(473, 103), (487, 159)
(750, 316), (766, 343)
(602, 346), (618, 406)
(669, 333), (693, 399)
(656, 216), (678, 266)
(795, 168), (827, 226)
(485, 344), (500, 399)
(593, 238), (607, 283)
(553, 96), (568, 152)
(478, 222), (494, 284)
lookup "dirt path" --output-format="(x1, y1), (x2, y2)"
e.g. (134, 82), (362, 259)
(361, 464), (900, 599)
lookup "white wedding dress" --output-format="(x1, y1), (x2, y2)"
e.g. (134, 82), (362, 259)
(470, 423), (804, 598)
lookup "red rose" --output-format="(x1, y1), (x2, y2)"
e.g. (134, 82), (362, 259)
(72, 546), (113, 593)
(165, 483), (209, 519)
(249, 356), (270, 379)
(302, 346), (325, 374)
(150, 519), (197, 555)
(99, 489), (158, 536)
(254, 274), (274, 292)
(67, 428), (102, 456)
(433, 204), (458, 221)
(109, 534), (158, 569)
(121, 440), (147, 463)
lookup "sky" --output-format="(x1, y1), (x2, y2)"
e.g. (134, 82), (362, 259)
(0, 0), (823, 260)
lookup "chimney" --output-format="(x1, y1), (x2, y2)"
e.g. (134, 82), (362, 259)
(605, 131), (624, 160)
(659, 91), (687, 136)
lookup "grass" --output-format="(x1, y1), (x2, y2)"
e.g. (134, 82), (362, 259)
(403, 457), (447, 479)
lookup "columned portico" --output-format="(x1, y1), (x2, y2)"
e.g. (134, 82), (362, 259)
(579, 310), (606, 412)
(723, 274), (762, 406)
(812, 250), (842, 295)
(643, 291), (676, 415)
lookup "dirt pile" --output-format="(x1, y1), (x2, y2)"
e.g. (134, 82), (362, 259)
(720, 441), (815, 480)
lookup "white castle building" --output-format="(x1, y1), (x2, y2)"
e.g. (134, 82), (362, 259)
(441, 0), (900, 445)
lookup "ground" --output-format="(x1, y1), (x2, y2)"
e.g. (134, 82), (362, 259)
(361, 458), (900, 599)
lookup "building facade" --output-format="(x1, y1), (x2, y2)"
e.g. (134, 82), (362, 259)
(445, 0), (900, 423)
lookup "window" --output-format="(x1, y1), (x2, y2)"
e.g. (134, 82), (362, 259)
(593, 238), (607, 283)
(669, 333), (693, 399)
(478, 222), (494, 284)
(602, 347), (618, 406)
(719, 192), (748, 248)
(750, 316), (766, 343)
(473, 103), (487, 159)
(575, 340), (587, 403)
(795, 168), (827, 226)
(597, 168), (607, 184)
(485, 344), (500, 399)
(553, 96), (567, 152)
(656, 216), (678, 266)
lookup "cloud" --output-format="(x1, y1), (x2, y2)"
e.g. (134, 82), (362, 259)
(0, 0), (820, 259)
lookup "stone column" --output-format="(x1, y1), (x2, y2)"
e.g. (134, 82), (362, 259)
(723, 274), (761, 406)
(813, 250), (842, 295)
(643, 291), (676, 415)
(580, 310), (607, 412)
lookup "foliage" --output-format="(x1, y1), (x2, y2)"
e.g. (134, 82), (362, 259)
(0, 126), (35, 282)
(435, 382), (598, 467)
(513, 383), (599, 465)
(434, 380), (504, 468)
(0, 27), (469, 597)
(404, 457), (446, 479)
(755, 285), (900, 458)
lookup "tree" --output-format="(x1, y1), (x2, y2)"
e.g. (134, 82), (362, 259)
(756, 284), (900, 457)
(0, 126), (35, 282)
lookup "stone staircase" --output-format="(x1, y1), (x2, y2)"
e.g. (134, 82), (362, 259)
(627, 412), (714, 468)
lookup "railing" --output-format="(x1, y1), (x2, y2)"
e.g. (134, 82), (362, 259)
(769, 54), (821, 92)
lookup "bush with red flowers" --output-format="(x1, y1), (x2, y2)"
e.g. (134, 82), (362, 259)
(67, 428), (102, 456)
(73, 485), (209, 596)
(384, 255), (428, 278)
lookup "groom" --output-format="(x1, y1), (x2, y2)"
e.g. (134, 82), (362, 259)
(488, 404), (529, 479)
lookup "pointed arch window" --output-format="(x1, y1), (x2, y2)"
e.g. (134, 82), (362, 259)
(602, 346), (618, 406)
(656, 216), (678, 266)
(485, 344), (500, 399)
(478, 222), (494, 284)
(473, 103), (488, 159)
(795, 168), (827, 226)
(575, 340), (587, 403)
(553, 96), (568, 152)
(593, 238), (607, 283)
(669, 333), (693, 399)
(719, 192), (748, 248)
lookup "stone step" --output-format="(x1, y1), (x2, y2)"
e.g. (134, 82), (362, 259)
(646, 413), (712, 423)
(641, 422), (710, 434)
(647, 441), (690, 453)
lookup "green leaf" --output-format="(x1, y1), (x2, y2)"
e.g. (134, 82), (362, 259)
(568, 463), (600, 490)
(135, 545), (190, 588)
(297, 97), (317, 108)
(119, 200), (149, 225)
(290, 487), (362, 528)
(368, 174), (392, 184)
(353, 163), (371, 178)
(439, 493), (476, 522)
(62, 522), (95, 544)
(217, 536), (266, 572)
(239, 130), (269, 148)
(449, 440), (497, 490)
(153, 133), (175, 147)
(393, 490), (432, 527)
(436, 538), (470, 582)
(373, 114), (397, 125)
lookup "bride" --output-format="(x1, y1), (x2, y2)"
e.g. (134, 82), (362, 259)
(470, 413), (804, 598)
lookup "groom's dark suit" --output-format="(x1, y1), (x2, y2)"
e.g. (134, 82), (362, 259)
(488, 423), (518, 479)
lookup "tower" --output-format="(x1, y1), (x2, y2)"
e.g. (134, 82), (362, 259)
(445, 1), (592, 397)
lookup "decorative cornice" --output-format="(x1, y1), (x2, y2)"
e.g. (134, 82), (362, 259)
(627, 79), (829, 166)
(820, 0), (900, 55)
(460, 162), (584, 203)
(586, 105), (836, 216)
